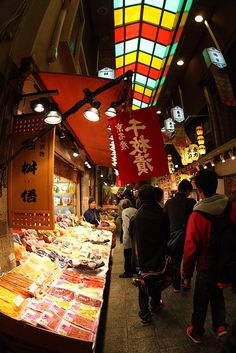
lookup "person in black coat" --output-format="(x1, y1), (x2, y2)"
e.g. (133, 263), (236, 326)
(164, 179), (196, 291)
(132, 185), (170, 324)
(83, 197), (100, 226)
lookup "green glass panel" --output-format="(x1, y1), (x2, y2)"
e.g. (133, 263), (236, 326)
(153, 100), (157, 105)
(170, 42), (178, 55)
(113, 0), (123, 9)
(135, 73), (148, 85)
(184, 0), (193, 12)
(165, 0), (183, 13)
(160, 76), (166, 86)
(164, 45), (170, 57)
(144, 0), (164, 8)
(154, 43), (166, 58)
(115, 42), (124, 56)
(125, 38), (139, 53)
(140, 38), (155, 54)
(125, 0), (142, 5)
(147, 77), (156, 89)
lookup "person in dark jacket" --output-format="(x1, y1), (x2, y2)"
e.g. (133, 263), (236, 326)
(164, 179), (196, 291)
(183, 169), (236, 343)
(83, 197), (100, 226)
(132, 185), (169, 324)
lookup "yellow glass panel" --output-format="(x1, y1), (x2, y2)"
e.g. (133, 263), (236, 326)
(125, 5), (141, 24)
(161, 11), (176, 30)
(135, 84), (145, 94)
(144, 88), (152, 97)
(114, 9), (123, 27)
(167, 55), (173, 67)
(151, 88), (156, 97)
(138, 52), (152, 66)
(180, 12), (188, 27)
(151, 56), (163, 70)
(125, 52), (137, 65)
(132, 105), (140, 110)
(143, 5), (161, 25)
(116, 56), (124, 68)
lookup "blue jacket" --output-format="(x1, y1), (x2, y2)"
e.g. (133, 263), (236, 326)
(84, 208), (100, 226)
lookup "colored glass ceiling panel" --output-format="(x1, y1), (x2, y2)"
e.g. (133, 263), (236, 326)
(113, 0), (194, 109)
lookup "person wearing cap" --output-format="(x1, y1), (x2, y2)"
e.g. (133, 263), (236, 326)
(83, 197), (100, 226)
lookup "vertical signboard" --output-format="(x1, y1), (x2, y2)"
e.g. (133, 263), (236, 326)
(8, 116), (55, 229)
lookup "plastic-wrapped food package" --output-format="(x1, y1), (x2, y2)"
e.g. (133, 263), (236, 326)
(56, 319), (94, 342)
(63, 310), (98, 332)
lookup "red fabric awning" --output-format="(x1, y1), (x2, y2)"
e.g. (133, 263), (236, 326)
(38, 72), (128, 167)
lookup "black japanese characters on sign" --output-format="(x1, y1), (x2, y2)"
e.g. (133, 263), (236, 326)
(21, 189), (37, 203)
(21, 160), (37, 175)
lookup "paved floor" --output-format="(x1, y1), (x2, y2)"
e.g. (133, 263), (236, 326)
(102, 241), (236, 353)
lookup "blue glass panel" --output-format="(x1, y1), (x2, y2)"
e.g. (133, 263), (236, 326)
(147, 77), (156, 89)
(144, 0), (164, 8)
(140, 38), (155, 54)
(125, 38), (139, 53)
(135, 73), (148, 85)
(115, 42), (124, 56)
(154, 43), (166, 58)
(113, 0), (123, 9)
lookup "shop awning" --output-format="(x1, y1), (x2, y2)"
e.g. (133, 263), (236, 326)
(38, 72), (128, 167)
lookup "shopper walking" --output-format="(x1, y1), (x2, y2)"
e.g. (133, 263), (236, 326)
(183, 169), (236, 343)
(131, 185), (169, 324)
(164, 179), (196, 291)
(119, 199), (137, 278)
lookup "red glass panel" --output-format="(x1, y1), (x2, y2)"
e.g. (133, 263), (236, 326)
(133, 91), (144, 101)
(157, 28), (172, 45)
(124, 63), (136, 72)
(137, 63), (150, 76)
(175, 27), (183, 42)
(141, 23), (157, 40)
(149, 68), (162, 80)
(126, 23), (140, 40)
(115, 27), (124, 43)
(116, 67), (124, 77)
(163, 66), (169, 76)
(142, 95), (151, 104)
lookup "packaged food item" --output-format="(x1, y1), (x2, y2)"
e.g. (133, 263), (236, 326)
(37, 310), (61, 331)
(63, 310), (97, 332)
(56, 319), (94, 342)
(20, 308), (42, 325)
(76, 294), (103, 308)
(47, 287), (75, 301)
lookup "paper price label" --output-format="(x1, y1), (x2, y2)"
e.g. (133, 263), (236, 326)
(29, 282), (38, 293)
(14, 295), (24, 307)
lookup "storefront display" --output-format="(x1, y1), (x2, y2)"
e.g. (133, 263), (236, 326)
(0, 221), (113, 352)
(53, 176), (76, 215)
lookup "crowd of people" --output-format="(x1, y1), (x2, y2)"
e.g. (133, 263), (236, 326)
(115, 169), (236, 350)
(83, 169), (236, 350)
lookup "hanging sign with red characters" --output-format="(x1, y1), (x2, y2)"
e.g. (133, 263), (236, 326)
(109, 106), (168, 185)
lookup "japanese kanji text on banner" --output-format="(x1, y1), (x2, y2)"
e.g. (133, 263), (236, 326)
(8, 116), (55, 229)
(109, 106), (168, 185)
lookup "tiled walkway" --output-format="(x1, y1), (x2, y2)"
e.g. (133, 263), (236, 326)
(102, 241), (236, 353)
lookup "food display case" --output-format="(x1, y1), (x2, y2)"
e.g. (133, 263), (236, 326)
(0, 222), (113, 353)
(53, 176), (76, 215)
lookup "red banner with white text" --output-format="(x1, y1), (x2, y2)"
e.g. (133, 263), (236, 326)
(109, 106), (168, 185)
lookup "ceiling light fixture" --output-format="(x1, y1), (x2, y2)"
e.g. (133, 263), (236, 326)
(72, 149), (79, 157)
(44, 103), (61, 124)
(203, 163), (207, 169)
(220, 154), (225, 163)
(30, 98), (50, 113)
(156, 110), (162, 114)
(228, 150), (235, 160)
(194, 15), (204, 23)
(105, 105), (116, 118)
(177, 59), (184, 66)
(83, 89), (101, 122)
(210, 159), (215, 167)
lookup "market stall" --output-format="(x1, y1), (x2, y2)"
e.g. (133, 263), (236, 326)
(0, 221), (113, 353)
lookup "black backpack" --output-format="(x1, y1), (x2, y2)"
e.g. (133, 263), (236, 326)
(196, 202), (236, 286)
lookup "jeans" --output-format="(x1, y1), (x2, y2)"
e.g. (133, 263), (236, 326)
(138, 276), (162, 320)
(124, 248), (132, 275)
(172, 250), (182, 290)
(191, 271), (226, 336)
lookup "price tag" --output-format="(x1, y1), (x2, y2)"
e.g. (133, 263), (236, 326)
(29, 282), (38, 293)
(14, 295), (24, 307)
(31, 246), (36, 252)
(9, 253), (15, 262)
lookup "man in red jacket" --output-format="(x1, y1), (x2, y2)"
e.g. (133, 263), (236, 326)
(182, 169), (236, 343)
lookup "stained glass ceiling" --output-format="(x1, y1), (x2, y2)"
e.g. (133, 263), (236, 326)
(113, 0), (194, 110)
